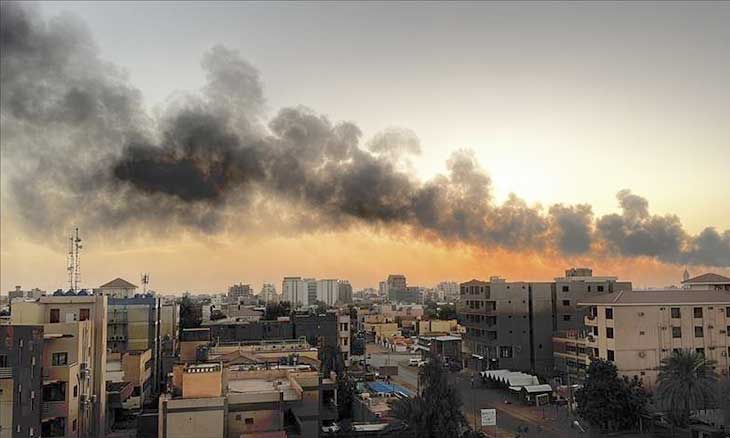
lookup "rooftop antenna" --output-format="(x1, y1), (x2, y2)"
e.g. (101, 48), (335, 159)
(67, 228), (83, 291)
(141, 273), (150, 294)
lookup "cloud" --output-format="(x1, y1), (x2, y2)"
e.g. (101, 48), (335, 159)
(1, 2), (728, 267)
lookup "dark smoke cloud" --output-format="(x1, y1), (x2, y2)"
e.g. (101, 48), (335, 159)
(1, 2), (729, 267)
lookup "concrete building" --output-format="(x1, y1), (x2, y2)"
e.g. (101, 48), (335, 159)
(258, 283), (279, 303)
(378, 281), (387, 297)
(338, 313), (352, 365)
(0, 325), (44, 438)
(681, 272), (730, 291)
(282, 277), (309, 307)
(305, 278), (318, 307)
(227, 283), (253, 303)
(11, 293), (108, 438)
(105, 349), (153, 411)
(436, 281), (460, 302)
(316, 279), (339, 307)
(580, 290), (730, 388)
(206, 319), (294, 343)
(337, 280), (353, 305)
(107, 291), (162, 396)
(7, 286), (46, 304)
(158, 362), (336, 438)
(95, 278), (138, 299)
(292, 311), (340, 350)
(386, 275), (407, 302)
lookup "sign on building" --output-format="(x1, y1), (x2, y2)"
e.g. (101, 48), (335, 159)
(480, 408), (496, 426)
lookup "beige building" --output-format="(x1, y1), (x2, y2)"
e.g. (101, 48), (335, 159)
(338, 313), (351, 366)
(11, 293), (108, 437)
(580, 290), (730, 388)
(95, 278), (138, 299)
(682, 272), (730, 291)
(418, 319), (458, 335)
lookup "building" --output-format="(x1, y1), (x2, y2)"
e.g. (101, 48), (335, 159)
(386, 275), (407, 302)
(378, 281), (387, 297)
(337, 280), (353, 305)
(158, 362), (336, 438)
(106, 349), (153, 411)
(580, 290), (730, 388)
(316, 279), (339, 307)
(682, 272), (730, 291)
(227, 283), (253, 303)
(338, 313), (352, 365)
(206, 319), (294, 343)
(305, 278), (318, 307)
(258, 283), (279, 303)
(282, 277), (309, 307)
(0, 325), (44, 438)
(107, 290), (162, 396)
(7, 286), (46, 304)
(292, 311), (340, 350)
(435, 281), (460, 302)
(95, 278), (138, 299)
(160, 302), (180, 347)
(11, 293), (108, 437)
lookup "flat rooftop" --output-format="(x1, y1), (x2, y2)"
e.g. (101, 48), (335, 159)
(227, 378), (299, 401)
(579, 290), (730, 306)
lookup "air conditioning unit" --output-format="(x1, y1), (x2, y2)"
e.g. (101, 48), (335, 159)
(638, 351), (646, 358)
(707, 325), (714, 329)
(638, 312), (645, 317)
(722, 351), (728, 357)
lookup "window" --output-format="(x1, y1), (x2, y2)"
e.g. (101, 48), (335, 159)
(235, 415), (242, 421)
(671, 308), (681, 318)
(245, 418), (254, 425)
(695, 326), (704, 338)
(72, 420), (77, 432)
(727, 326), (730, 335)
(50, 309), (60, 323)
(73, 385), (78, 397)
(562, 286), (569, 292)
(563, 315), (571, 321)
(562, 300), (570, 306)
(79, 308), (90, 321)
(606, 327), (614, 339)
(607, 350), (615, 361)
(499, 346), (513, 358)
(51, 352), (68, 366)
(597, 285), (604, 292)
(672, 327), (682, 338)
(587, 286), (591, 292)
(605, 308), (613, 320)
(0, 354), (7, 367)
(726, 307), (730, 317)
(694, 307), (703, 318)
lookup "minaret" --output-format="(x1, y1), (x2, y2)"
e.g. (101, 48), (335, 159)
(682, 269), (690, 287)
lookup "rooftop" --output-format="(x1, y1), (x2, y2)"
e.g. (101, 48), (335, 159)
(682, 273), (730, 284)
(578, 290), (730, 306)
(99, 278), (138, 289)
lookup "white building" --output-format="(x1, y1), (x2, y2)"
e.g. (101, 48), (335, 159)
(259, 283), (279, 303)
(317, 279), (339, 307)
(283, 277), (309, 306)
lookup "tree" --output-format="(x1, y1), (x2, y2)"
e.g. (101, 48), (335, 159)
(718, 378), (730, 428)
(179, 294), (201, 336)
(262, 301), (291, 320)
(575, 359), (649, 432)
(656, 349), (718, 427)
(390, 353), (473, 437)
(437, 304), (457, 321)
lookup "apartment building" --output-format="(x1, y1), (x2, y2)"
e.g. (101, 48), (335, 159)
(11, 293), (108, 438)
(258, 283), (279, 303)
(282, 277), (309, 307)
(95, 278), (138, 299)
(338, 313), (352, 365)
(682, 272), (730, 291)
(317, 279), (339, 307)
(580, 290), (730, 388)
(0, 325), (44, 438)
(386, 275), (407, 302)
(227, 283), (253, 303)
(158, 363), (335, 438)
(338, 281), (353, 305)
(107, 291), (162, 396)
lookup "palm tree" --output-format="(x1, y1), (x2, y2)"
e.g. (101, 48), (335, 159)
(656, 349), (718, 427)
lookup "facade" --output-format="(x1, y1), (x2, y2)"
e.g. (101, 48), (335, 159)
(206, 319), (294, 343)
(292, 311), (339, 350)
(682, 273), (730, 291)
(258, 283), (279, 303)
(11, 293), (108, 438)
(436, 281), (460, 302)
(282, 277), (309, 307)
(337, 280), (353, 305)
(338, 313), (352, 365)
(580, 290), (730, 388)
(227, 283), (253, 303)
(107, 292), (162, 396)
(386, 275), (407, 302)
(306, 278), (318, 307)
(0, 325), (44, 438)
(95, 278), (138, 299)
(316, 279), (339, 307)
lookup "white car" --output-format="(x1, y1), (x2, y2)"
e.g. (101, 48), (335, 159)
(408, 358), (420, 366)
(321, 423), (340, 433)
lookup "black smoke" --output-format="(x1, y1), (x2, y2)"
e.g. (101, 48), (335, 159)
(1, 1), (729, 267)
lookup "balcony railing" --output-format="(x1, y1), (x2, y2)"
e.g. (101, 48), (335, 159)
(42, 400), (67, 420)
(0, 367), (12, 378)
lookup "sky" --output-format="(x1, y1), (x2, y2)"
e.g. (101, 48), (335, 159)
(1, 1), (729, 294)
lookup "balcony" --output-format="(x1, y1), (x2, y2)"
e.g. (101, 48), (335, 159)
(42, 400), (67, 420)
(585, 335), (597, 347)
(584, 315), (597, 326)
(0, 367), (12, 379)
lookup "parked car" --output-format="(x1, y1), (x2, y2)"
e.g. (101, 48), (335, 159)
(322, 422), (340, 433)
(408, 358), (421, 366)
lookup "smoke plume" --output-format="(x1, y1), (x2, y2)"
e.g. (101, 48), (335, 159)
(1, 2), (728, 267)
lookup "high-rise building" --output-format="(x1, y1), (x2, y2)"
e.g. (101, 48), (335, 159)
(316, 279), (339, 307)
(459, 268), (632, 374)
(579, 290), (730, 388)
(386, 274), (407, 302)
(337, 280), (353, 305)
(258, 283), (279, 303)
(227, 283), (253, 303)
(338, 313), (351, 365)
(305, 278), (318, 306)
(0, 325), (44, 438)
(378, 281), (387, 297)
(282, 277), (308, 307)
(436, 281), (460, 302)
(11, 293), (108, 438)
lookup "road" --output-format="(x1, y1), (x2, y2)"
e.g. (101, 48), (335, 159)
(364, 343), (646, 438)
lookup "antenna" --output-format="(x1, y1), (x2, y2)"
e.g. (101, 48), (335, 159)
(67, 228), (83, 292)
(141, 273), (150, 294)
